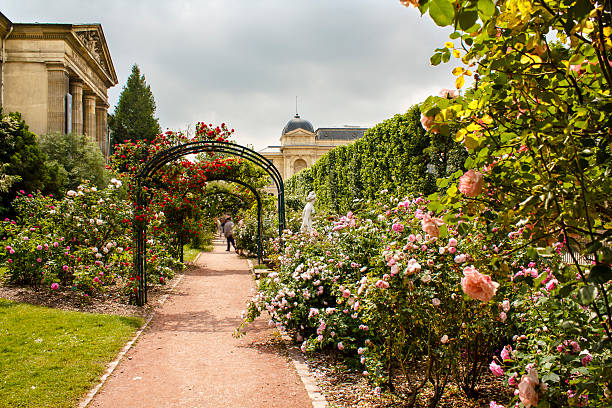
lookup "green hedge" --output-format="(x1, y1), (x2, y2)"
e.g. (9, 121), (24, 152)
(285, 105), (465, 213)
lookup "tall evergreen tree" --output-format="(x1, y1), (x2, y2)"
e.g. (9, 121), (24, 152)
(109, 64), (161, 148)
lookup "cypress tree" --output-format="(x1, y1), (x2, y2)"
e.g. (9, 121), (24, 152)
(109, 64), (161, 147)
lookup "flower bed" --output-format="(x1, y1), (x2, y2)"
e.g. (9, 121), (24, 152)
(0, 179), (179, 298)
(241, 194), (609, 407)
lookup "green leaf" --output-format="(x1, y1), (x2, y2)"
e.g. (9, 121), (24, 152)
(437, 178), (450, 188)
(457, 222), (470, 236)
(429, 0), (456, 27)
(569, 54), (585, 65)
(430, 53), (443, 66)
(458, 9), (478, 31)
(438, 224), (449, 238)
(588, 264), (612, 284)
(449, 32), (461, 39)
(557, 282), (577, 298)
(477, 0), (495, 19)
(585, 240), (602, 254)
(577, 284), (598, 306)
(536, 247), (554, 257)
(542, 372), (560, 383)
(569, 0), (592, 21)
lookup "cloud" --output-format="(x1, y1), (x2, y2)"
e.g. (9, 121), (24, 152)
(2, 0), (456, 149)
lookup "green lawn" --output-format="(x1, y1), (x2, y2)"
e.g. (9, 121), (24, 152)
(183, 245), (202, 262)
(0, 298), (143, 408)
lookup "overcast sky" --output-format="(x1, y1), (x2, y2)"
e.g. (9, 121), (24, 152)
(2, 0), (455, 150)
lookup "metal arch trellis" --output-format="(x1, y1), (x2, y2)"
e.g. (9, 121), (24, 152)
(134, 140), (285, 306)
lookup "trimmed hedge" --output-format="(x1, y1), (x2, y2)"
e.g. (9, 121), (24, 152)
(286, 105), (466, 213)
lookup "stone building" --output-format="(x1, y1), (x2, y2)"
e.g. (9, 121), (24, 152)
(260, 114), (367, 186)
(0, 12), (117, 158)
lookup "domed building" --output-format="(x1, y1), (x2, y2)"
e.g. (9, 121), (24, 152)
(260, 113), (367, 185)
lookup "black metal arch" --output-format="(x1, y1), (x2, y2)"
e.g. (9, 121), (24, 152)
(134, 140), (285, 305)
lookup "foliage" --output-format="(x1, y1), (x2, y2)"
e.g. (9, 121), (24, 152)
(235, 207), (301, 261)
(398, 0), (612, 405)
(285, 105), (466, 214)
(109, 64), (161, 147)
(0, 111), (61, 216)
(38, 132), (109, 191)
(0, 298), (142, 408)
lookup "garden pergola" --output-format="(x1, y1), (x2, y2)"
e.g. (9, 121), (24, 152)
(133, 140), (285, 305)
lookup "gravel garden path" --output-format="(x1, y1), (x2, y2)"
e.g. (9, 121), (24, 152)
(89, 239), (312, 408)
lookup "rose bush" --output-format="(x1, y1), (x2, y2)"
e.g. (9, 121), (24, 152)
(241, 194), (519, 406)
(0, 179), (178, 296)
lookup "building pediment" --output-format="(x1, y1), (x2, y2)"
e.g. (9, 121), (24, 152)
(72, 25), (117, 85)
(281, 128), (316, 146)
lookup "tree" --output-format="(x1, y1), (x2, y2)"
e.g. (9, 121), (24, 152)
(0, 110), (61, 215)
(109, 64), (161, 148)
(38, 132), (109, 191)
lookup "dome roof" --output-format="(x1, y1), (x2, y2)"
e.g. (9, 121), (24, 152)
(282, 114), (314, 135)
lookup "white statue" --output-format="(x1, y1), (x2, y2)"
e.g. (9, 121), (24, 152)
(300, 191), (316, 234)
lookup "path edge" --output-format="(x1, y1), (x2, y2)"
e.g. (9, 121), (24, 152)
(78, 267), (187, 408)
(247, 258), (329, 408)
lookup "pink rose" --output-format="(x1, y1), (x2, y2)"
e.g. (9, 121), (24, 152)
(508, 372), (518, 386)
(392, 223), (404, 233)
(420, 114), (439, 134)
(461, 265), (499, 302)
(50, 283), (59, 290)
(399, 0), (420, 7)
(390, 263), (399, 276)
(438, 88), (459, 99)
(375, 280), (390, 289)
(500, 345), (512, 361)
(458, 169), (484, 197)
(421, 213), (444, 238)
(489, 361), (504, 377)
(518, 368), (539, 408)
(581, 353), (592, 367)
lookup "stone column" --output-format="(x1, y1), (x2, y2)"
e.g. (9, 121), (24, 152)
(96, 103), (108, 157)
(47, 64), (69, 134)
(70, 80), (84, 134)
(84, 94), (96, 141)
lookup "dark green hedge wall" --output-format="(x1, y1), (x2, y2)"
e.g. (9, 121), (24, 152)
(285, 105), (466, 214)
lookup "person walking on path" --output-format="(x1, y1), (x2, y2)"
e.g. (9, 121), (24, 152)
(223, 216), (236, 251)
